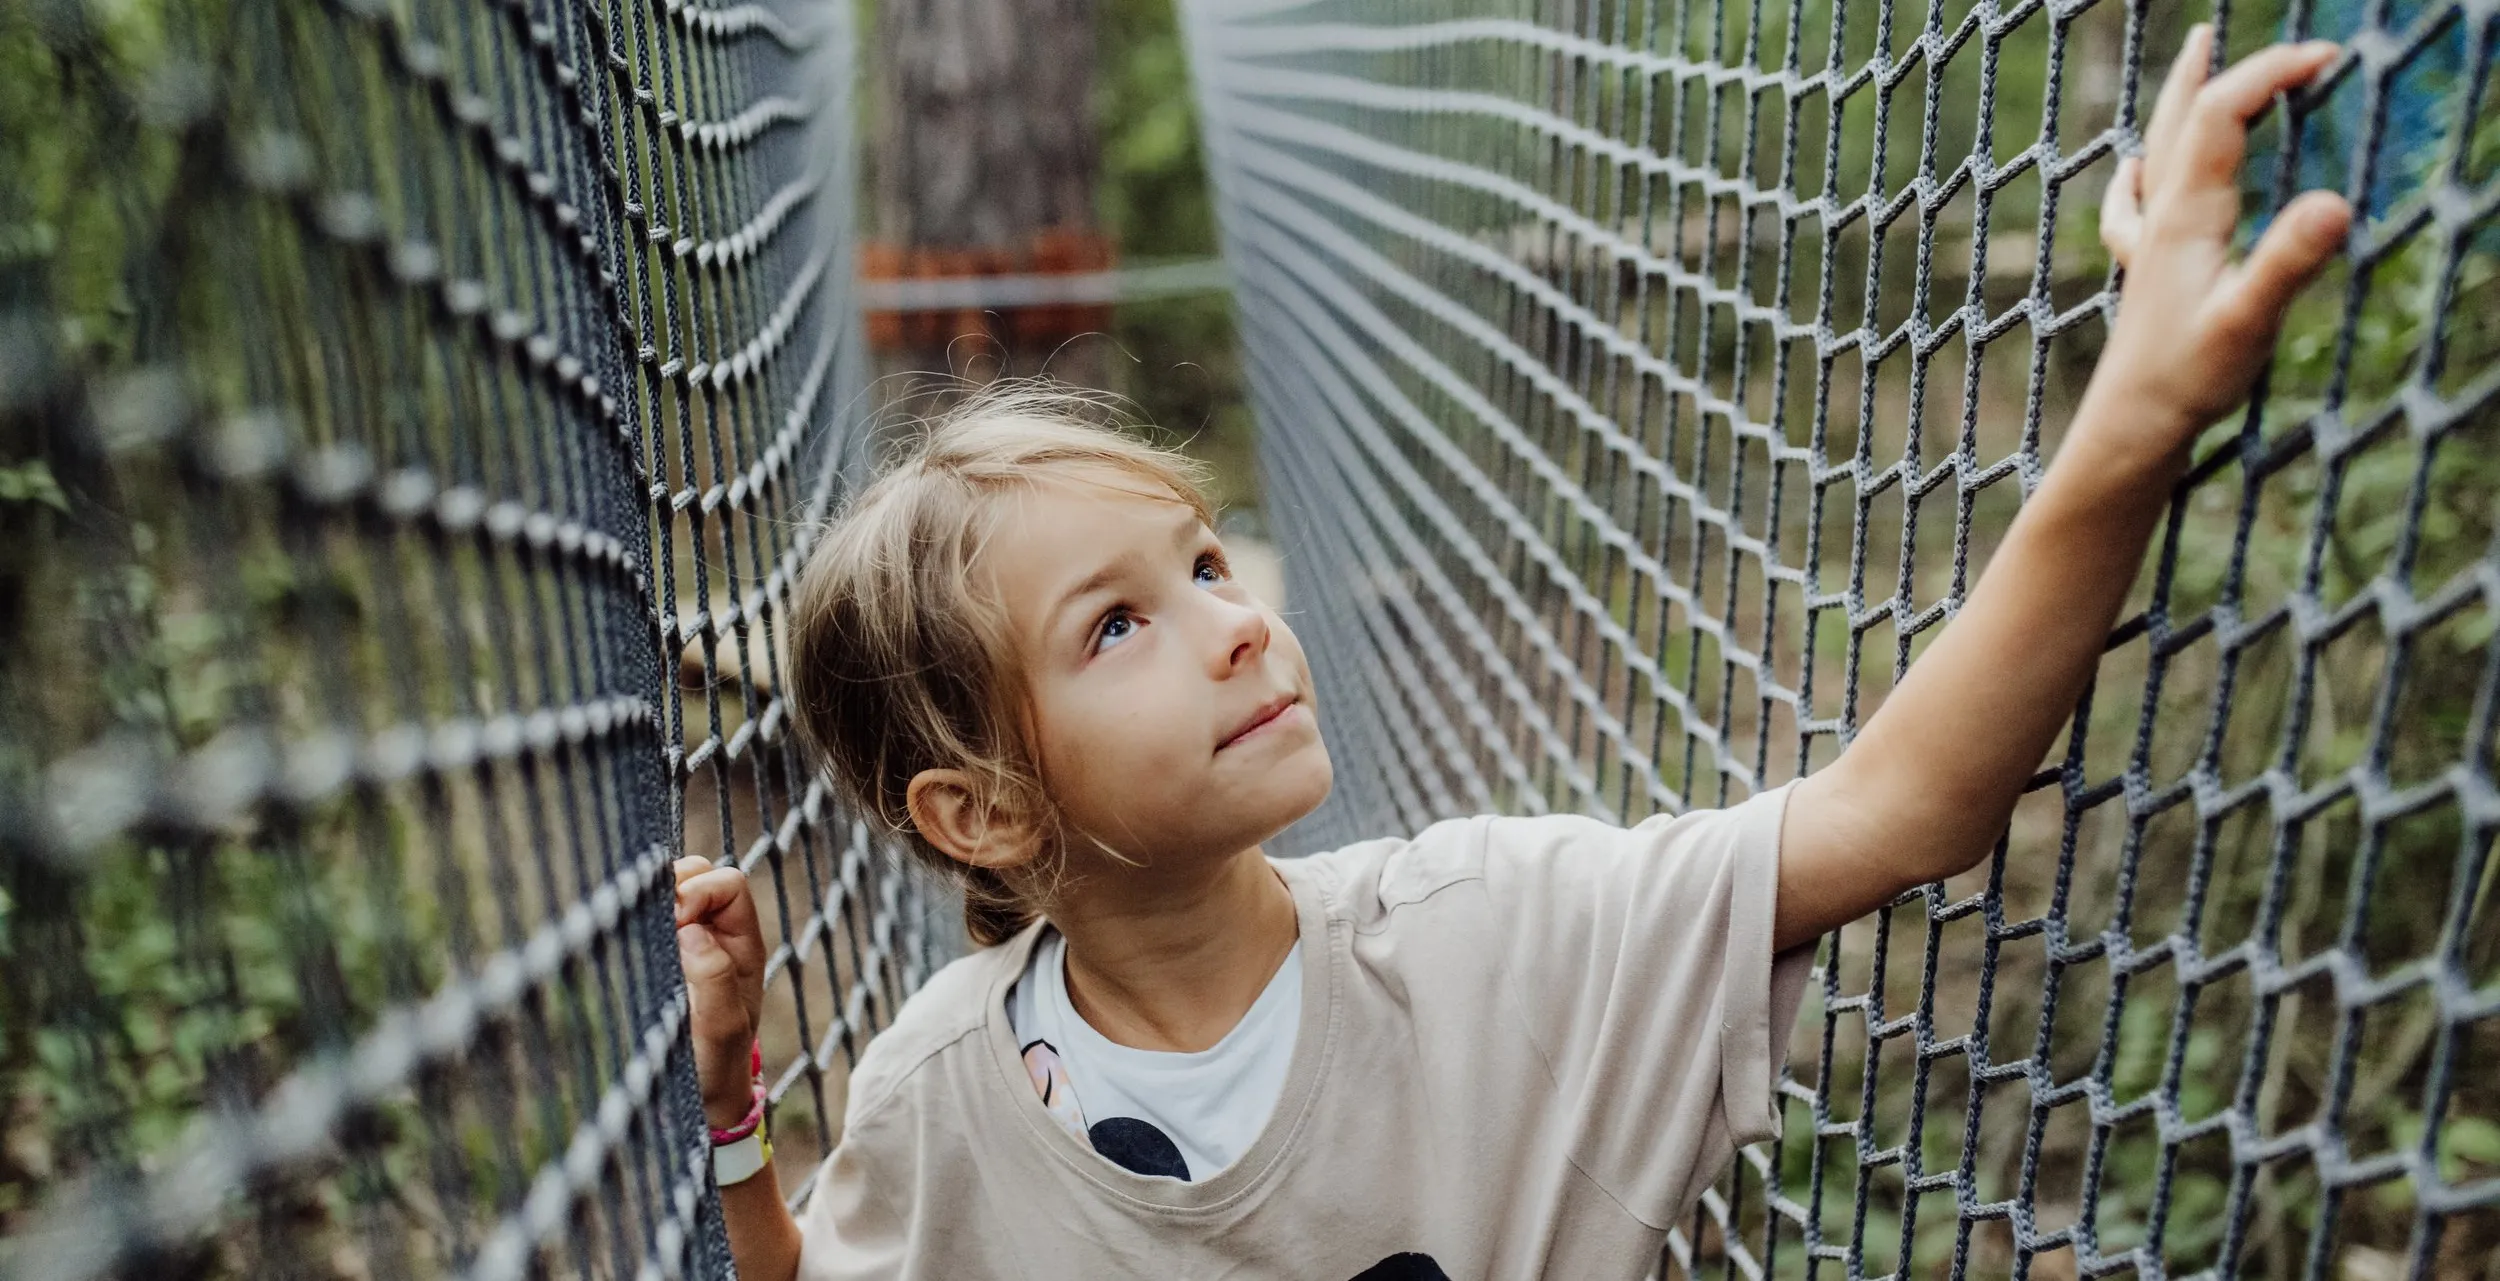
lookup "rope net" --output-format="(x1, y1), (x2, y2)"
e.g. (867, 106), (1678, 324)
(1187, 0), (2498, 1276)
(0, 1), (941, 1277)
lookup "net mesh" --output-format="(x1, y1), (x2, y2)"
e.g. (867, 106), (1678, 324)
(0, 1), (944, 1277)
(1186, 0), (2500, 1275)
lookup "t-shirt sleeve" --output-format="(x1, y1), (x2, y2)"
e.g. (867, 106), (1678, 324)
(792, 1131), (909, 1281)
(1477, 781), (1815, 1225)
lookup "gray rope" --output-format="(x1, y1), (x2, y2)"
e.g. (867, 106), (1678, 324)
(1195, 0), (2500, 1276)
(1, 0), (943, 1277)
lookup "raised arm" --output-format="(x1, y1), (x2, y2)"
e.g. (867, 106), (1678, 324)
(1773, 29), (2356, 953)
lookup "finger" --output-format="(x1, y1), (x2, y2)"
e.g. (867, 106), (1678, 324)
(2100, 156), (2144, 267)
(674, 866), (749, 926)
(2141, 23), (2214, 198)
(677, 922), (752, 1041)
(2209, 189), (2351, 342)
(673, 865), (754, 929)
(673, 854), (712, 889)
(2175, 40), (2341, 192)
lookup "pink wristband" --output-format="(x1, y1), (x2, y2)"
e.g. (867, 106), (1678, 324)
(709, 1083), (766, 1144)
(708, 1041), (767, 1145)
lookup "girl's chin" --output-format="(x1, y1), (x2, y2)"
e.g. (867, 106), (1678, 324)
(1261, 753), (1335, 827)
(1194, 768), (1332, 849)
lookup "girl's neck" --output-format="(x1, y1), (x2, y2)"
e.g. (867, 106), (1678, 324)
(1046, 846), (1298, 1054)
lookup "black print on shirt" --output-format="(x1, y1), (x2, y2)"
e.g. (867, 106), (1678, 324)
(1066, 1106), (1444, 1278)
(1348, 1254), (1450, 1280)
(1087, 1116), (1190, 1181)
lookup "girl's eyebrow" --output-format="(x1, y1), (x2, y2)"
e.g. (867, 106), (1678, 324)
(1041, 512), (1207, 645)
(1045, 555), (1139, 644)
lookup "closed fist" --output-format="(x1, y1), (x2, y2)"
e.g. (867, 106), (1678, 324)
(674, 853), (767, 1130)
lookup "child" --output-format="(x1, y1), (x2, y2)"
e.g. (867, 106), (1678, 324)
(670, 30), (2353, 1280)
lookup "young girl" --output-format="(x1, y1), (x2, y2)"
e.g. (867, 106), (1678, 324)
(671, 32), (2354, 1279)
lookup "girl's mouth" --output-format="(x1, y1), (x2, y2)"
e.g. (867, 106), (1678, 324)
(1219, 696), (1302, 749)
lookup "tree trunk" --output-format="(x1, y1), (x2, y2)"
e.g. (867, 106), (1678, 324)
(870, 0), (1106, 387)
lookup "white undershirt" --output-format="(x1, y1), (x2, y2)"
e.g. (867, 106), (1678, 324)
(1005, 927), (1301, 1183)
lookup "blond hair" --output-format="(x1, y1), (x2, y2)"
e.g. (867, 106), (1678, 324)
(785, 381), (1219, 947)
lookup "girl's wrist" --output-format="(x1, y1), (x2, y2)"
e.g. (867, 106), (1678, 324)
(706, 1086), (759, 1133)
(703, 1039), (764, 1132)
(2052, 385), (2199, 507)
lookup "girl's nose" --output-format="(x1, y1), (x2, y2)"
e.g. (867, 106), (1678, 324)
(1213, 594), (1271, 675)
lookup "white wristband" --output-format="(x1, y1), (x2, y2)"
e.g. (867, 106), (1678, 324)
(713, 1129), (771, 1187)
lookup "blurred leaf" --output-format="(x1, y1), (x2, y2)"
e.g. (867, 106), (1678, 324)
(0, 460), (68, 511)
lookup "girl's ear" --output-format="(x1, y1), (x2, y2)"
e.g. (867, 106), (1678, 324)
(905, 768), (1040, 871)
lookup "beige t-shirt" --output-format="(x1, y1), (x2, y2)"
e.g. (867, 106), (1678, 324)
(795, 783), (1814, 1280)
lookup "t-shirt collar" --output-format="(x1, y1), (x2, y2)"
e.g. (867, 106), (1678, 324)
(979, 856), (1341, 1211)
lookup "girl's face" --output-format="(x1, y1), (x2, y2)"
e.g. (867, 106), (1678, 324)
(988, 475), (1332, 873)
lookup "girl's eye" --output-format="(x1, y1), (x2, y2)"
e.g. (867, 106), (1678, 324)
(1092, 553), (1230, 655)
(1094, 609), (1137, 653)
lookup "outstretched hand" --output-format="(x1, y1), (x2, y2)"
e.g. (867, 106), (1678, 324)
(2088, 26), (2353, 453)
(1776, 31), (2359, 952)
(675, 853), (767, 1129)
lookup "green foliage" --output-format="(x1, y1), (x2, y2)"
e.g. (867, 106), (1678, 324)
(0, 0), (468, 1260)
(1094, 0), (1257, 516)
(1096, 0), (1216, 260)
(0, 460), (68, 511)
(0, 0), (200, 363)
(1654, 0), (2500, 1273)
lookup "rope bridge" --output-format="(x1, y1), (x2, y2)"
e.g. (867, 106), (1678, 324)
(0, 0), (941, 1277)
(1, 0), (2493, 1279)
(1186, 0), (2498, 1277)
